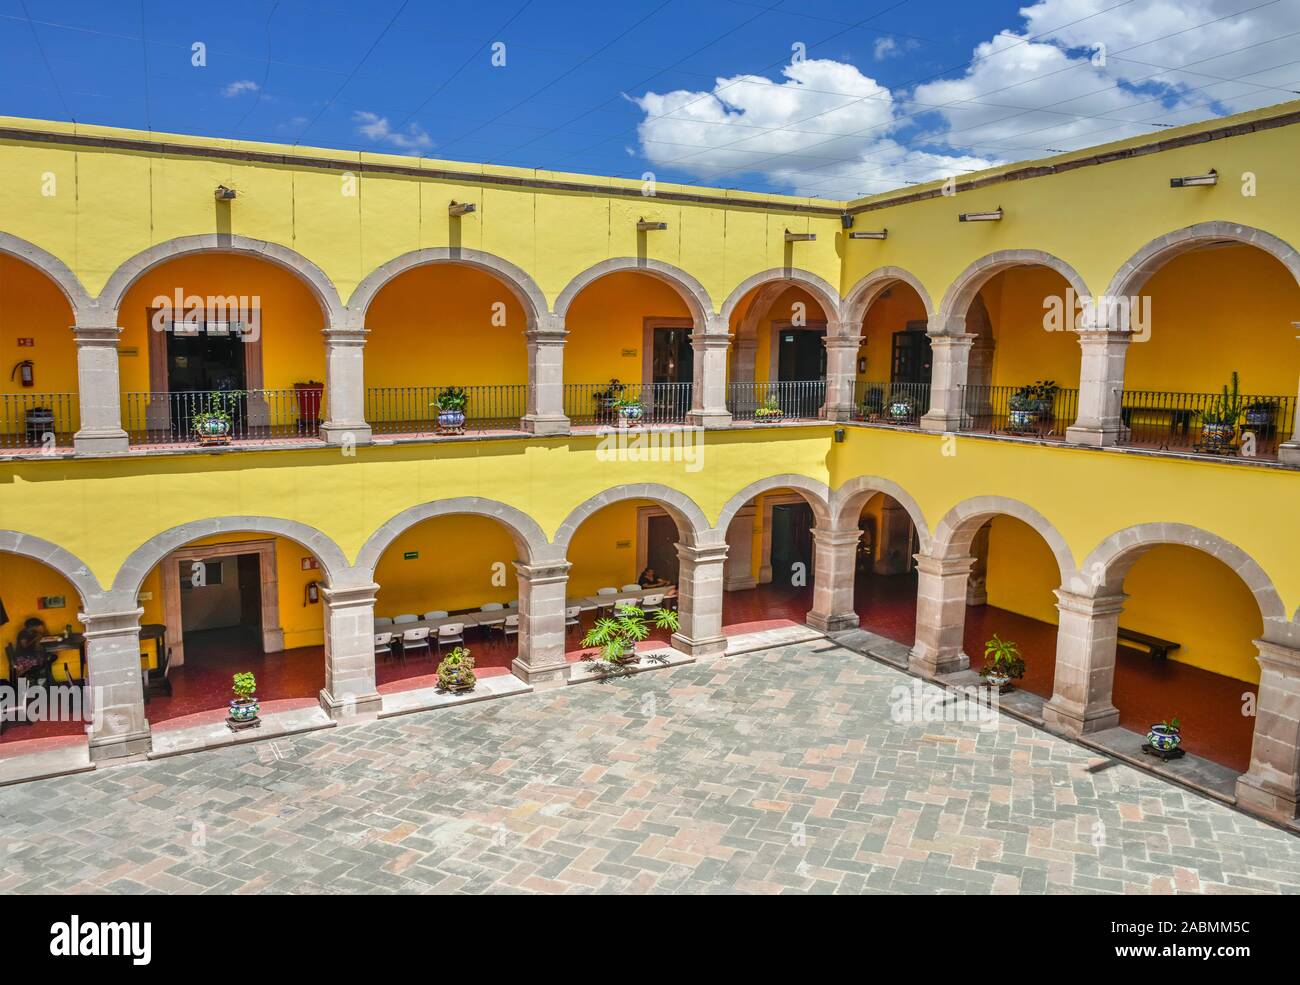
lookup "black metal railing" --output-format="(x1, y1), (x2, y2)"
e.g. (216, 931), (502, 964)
(854, 381), (931, 428)
(0, 393), (77, 450)
(365, 385), (528, 437)
(958, 385), (1079, 440)
(565, 382), (693, 427)
(727, 380), (826, 423)
(125, 388), (326, 446)
(1117, 388), (1295, 459)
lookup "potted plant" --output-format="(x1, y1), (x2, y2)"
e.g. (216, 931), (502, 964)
(1147, 716), (1181, 754)
(192, 390), (244, 444)
(293, 380), (325, 428)
(436, 646), (477, 693)
(581, 603), (679, 666)
(754, 394), (784, 423)
(860, 384), (885, 420)
(1243, 397), (1276, 430)
(1008, 380), (1058, 431)
(613, 395), (644, 426)
(594, 379), (625, 422)
(979, 634), (1025, 689)
(229, 672), (260, 724)
(887, 389), (915, 423)
(433, 386), (468, 434)
(1197, 372), (1243, 453)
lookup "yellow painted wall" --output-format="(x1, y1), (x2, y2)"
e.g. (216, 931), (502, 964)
(0, 554), (83, 679)
(985, 515), (1064, 625)
(568, 501), (645, 595)
(982, 267), (1082, 389)
(565, 272), (688, 384)
(857, 283), (928, 383)
(753, 286), (827, 383)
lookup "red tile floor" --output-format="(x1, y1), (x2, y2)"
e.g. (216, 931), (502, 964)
(0, 580), (1259, 772)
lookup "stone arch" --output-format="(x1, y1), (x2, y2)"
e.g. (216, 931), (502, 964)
(553, 484), (713, 553)
(109, 516), (350, 600)
(348, 246), (548, 328)
(842, 265), (935, 327)
(1104, 221), (1300, 302)
(715, 474), (832, 533)
(0, 232), (93, 318)
(718, 268), (842, 327)
(553, 258), (713, 328)
(355, 497), (551, 576)
(1076, 522), (1288, 636)
(936, 249), (1091, 333)
(829, 476), (931, 553)
(94, 234), (345, 327)
(0, 530), (104, 610)
(930, 495), (1074, 584)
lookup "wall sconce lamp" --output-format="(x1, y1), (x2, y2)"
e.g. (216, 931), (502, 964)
(637, 218), (667, 231)
(784, 229), (816, 242)
(849, 229), (888, 240)
(1170, 169), (1217, 188)
(214, 185), (237, 201)
(449, 201), (477, 216)
(834, 428), (846, 443)
(958, 208), (1002, 222)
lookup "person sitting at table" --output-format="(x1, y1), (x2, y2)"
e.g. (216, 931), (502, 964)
(10, 617), (52, 684)
(638, 566), (670, 589)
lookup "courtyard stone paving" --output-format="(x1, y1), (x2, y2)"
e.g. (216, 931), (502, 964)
(2, 639), (1299, 894)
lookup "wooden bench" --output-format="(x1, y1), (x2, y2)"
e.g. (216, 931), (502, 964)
(1117, 627), (1180, 661)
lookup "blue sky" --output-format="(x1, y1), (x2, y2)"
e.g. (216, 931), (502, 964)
(2, 0), (1297, 197)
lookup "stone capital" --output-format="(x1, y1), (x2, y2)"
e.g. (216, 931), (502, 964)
(676, 541), (729, 565)
(514, 559), (572, 584)
(823, 333), (864, 350)
(913, 553), (974, 578)
(321, 325), (369, 346)
(78, 606), (144, 637)
(1053, 589), (1127, 618)
(72, 324), (124, 347)
(1255, 639), (1300, 676)
(320, 582), (380, 608)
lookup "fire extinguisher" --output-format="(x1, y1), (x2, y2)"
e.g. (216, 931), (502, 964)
(10, 361), (34, 388)
(304, 580), (321, 605)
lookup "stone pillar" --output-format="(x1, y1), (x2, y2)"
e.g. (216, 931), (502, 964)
(1278, 373), (1300, 466)
(730, 335), (759, 417)
(724, 506), (757, 591)
(1040, 590), (1124, 735)
(73, 324), (130, 454)
(920, 331), (974, 433)
(318, 582), (383, 719)
(671, 540), (729, 657)
(806, 525), (861, 633)
(320, 325), (372, 446)
(686, 314), (732, 428)
(82, 606), (151, 761)
(874, 500), (913, 576)
(1236, 640), (1300, 822)
(1066, 330), (1130, 447)
(823, 325), (863, 421)
(523, 313), (570, 435)
(513, 558), (571, 687)
(909, 554), (973, 676)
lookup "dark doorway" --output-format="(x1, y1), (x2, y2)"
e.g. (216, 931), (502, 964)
(179, 552), (262, 658)
(645, 514), (680, 584)
(777, 328), (827, 382)
(890, 326), (932, 385)
(167, 328), (246, 392)
(651, 327), (693, 384)
(770, 502), (814, 588)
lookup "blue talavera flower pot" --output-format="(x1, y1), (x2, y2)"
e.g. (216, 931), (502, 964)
(437, 410), (466, 431)
(1147, 723), (1180, 752)
(229, 698), (260, 722)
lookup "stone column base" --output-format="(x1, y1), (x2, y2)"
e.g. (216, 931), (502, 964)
(686, 410), (732, 429)
(670, 631), (727, 658)
(1235, 774), (1299, 823)
(88, 727), (152, 762)
(1041, 698), (1120, 736)
(1065, 424), (1127, 447)
(806, 611), (859, 633)
(511, 657), (569, 689)
(909, 646), (968, 677)
(319, 688), (383, 720)
(521, 414), (570, 436)
(320, 422), (373, 446)
(919, 411), (958, 432)
(724, 575), (757, 592)
(73, 428), (130, 455)
(823, 403), (855, 423)
(1279, 441), (1300, 466)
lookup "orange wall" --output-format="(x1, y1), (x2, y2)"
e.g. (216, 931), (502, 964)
(374, 514), (519, 617)
(857, 283), (927, 383)
(0, 554), (83, 680)
(565, 272), (689, 385)
(0, 255), (78, 399)
(982, 267), (1082, 389)
(753, 285), (828, 383)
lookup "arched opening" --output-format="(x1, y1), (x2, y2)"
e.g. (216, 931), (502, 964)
(0, 252), (79, 453)
(362, 264), (529, 437)
(1116, 243), (1300, 460)
(851, 279), (931, 427)
(562, 271), (696, 427)
(727, 282), (833, 422)
(117, 253), (328, 448)
(132, 532), (329, 730)
(848, 492), (922, 641)
(0, 552), (89, 753)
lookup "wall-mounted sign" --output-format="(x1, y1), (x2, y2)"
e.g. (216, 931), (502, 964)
(615, 540), (631, 549)
(37, 595), (67, 609)
(621, 348), (638, 357)
(120, 346), (140, 357)
(403, 551), (419, 560)
(301, 557), (319, 570)
(17, 338), (34, 347)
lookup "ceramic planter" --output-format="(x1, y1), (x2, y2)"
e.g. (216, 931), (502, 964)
(1146, 723), (1181, 752)
(1007, 407), (1039, 430)
(616, 405), (644, 426)
(888, 401), (913, 422)
(755, 412), (784, 424)
(195, 416), (232, 445)
(1200, 421), (1235, 452)
(437, 409), (467, 433)
(229, 697), (260, 722)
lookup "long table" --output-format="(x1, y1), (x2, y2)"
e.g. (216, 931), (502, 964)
(377, 586), (678, 637)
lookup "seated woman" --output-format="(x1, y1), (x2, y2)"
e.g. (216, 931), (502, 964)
(638, 566), (670, 589)
(10, 617), (52, 684)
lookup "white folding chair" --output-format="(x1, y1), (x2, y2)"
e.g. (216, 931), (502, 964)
(640, 593), (664, 616)
(423, 610), (448, 621)
(596, 587), (618, 596)
(437, 623), (465, 654)
(401, 625), (431, 660)
(502, 613), (519, 643)
(374, 616), (394, 628)
(565, 605), (582, 634)
(393, 613), (419, 625)
(621, 584), (641, 593)
(478, 602), (505, 636)
(614, 597), (637, 612)
(373, 631), (395, 663)
(506, 599), (518, 609)
(595, 587), (618, 615)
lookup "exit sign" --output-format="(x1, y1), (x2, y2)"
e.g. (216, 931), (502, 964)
(17, 337), (34, 347)
(403, 551), (419, 560)
(621, 348), (637, 357)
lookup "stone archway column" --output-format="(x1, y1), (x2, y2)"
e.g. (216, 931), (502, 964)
(320, 324), (372, 446)
(730, 336), (759, 417)
(1279, 374), (1300, 466)
(909, 554), (973, 675)
(82, 605), (151, 761)
(1066, 330), (1130, 447)
(724, 505), (757, 591)
(806, 524), (862, 633)
(686, 315), (732, 428)
(920, 326), (974, 433)
(823, 325), (863, 421)
(671, 539), (729, 657)
(523, 313), (570, 435)
(319, 580), (383, 720)
(1041, 590), (1124, 735)
(513, 557), (572, 687)
(73, 323), (130, 455)
(1236, 640), (1300, 822)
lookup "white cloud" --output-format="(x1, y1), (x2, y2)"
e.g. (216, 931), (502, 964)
(353, 111), (433, 151)
(222, 80), (260, 98)
(873, 36), (918, 60)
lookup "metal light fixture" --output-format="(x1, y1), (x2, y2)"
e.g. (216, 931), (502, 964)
(784, 229), (816, 242)
(214, 185), (236, 201)
(840, 213), (855, 229)
(958, 207), (1003, 222)
(449, 201), (476, 216)
(849, 229), (888, 240)
(637, 218), (667, 231)
(1170, 169), (1217, 188)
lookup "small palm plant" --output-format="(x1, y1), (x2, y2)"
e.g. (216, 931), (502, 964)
(581, 604), (679, 664)
(980, 634), (1025, 682)
(436, 646), (477, 692)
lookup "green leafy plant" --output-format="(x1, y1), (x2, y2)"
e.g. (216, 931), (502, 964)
(755, 394), (784, 419)
(887, 388), (916, 412)
(1159, 715), (1181, 732)
(980, 634), (1025, 680)
(1199, 372), (1244, 427)
(581, 604), (679, 664)
(192, 390), (245, 433)
(1008, 380), (1058, 412)
(433, 386), (468, 412)
(232, 672), (257, 701)
(613, 395), (644, 410)
(436, 646), (477, 691)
